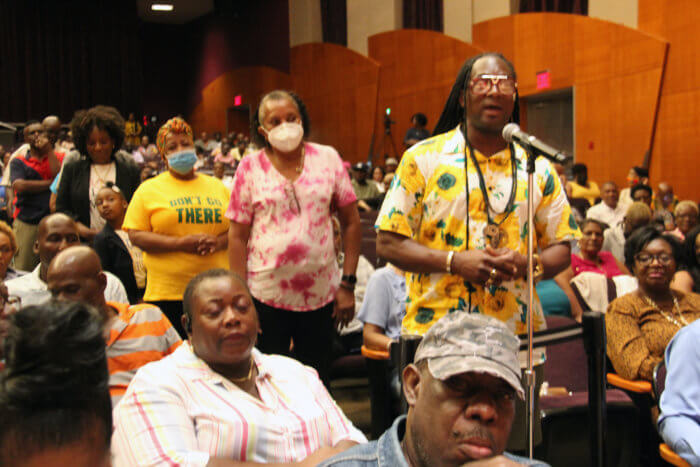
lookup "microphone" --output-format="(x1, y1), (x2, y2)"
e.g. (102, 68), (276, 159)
(502, 123), (571, 165)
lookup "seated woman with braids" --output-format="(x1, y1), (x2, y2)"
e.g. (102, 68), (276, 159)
(606, 226), (700, 381)
(0, 301), (112, 466)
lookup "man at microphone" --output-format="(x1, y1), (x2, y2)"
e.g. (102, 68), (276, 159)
(375, 52), (580, 451)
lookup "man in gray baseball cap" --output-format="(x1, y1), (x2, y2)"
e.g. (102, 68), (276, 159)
(321, 312), (549, 466)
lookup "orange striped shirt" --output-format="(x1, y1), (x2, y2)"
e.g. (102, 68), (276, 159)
(106, 302), (182, 406)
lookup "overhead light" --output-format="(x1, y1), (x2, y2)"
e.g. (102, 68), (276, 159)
(151, 3), (174, 11)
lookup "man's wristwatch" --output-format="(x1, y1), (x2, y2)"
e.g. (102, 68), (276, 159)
(340, 274), (357, 290)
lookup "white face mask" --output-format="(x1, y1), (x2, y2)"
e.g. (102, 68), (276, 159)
(261, 122), (304, 153)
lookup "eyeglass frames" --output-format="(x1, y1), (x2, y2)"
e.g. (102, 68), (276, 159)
(469, 74), (517, 96)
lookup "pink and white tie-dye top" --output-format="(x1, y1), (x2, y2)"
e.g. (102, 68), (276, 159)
(226, 142), (357, 311)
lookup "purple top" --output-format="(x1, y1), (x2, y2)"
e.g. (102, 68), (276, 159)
(571, 250), (623, 278)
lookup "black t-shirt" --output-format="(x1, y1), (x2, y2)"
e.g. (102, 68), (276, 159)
(404, 127), (431, 145)
(10, 152), (54, 224)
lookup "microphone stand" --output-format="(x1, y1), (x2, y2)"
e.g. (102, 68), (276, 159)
(524, 146), (536, 459)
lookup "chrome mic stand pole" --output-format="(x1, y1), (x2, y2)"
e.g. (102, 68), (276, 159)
(525, 147), (536, 459)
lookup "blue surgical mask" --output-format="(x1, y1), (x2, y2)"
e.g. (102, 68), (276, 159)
(167, 149), (197, 175)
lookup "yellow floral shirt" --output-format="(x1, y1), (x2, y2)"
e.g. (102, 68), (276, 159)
(376, 126), (580, 362)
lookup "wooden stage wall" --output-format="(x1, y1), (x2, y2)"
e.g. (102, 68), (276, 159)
(187, 11), (699, 200)
(472, 13), (668, 193)
(290, 43), (380, 164)
(473, 13), (668, 192)
(368, 29), (484, 166)
(188, 66), (291, 137)
(638, 0), (700, 201)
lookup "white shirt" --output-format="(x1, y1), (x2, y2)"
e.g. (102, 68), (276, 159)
(88, 162), (116, 230)
(112, 344), (366, 466)
(602, 224), (626, 263)
(586, 201), (628, 228)
(6, 264), (129, 307)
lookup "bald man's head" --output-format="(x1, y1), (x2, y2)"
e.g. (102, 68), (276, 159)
(658, 182), (675, 208)
(35, 214), (80, 269)
(42, 116), (62, 144)
(47, 246), (107, 311)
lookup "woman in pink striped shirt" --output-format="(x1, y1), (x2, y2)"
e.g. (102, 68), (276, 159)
(112, 269), (366, 466)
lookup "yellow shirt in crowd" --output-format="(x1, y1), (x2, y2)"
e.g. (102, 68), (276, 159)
(123, 172), (230, 301)
(569, 180), (600, 205)
(376, 127), (580, 351)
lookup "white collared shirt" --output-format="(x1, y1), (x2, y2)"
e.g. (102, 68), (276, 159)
(586, 201), (628, 228)
(5, 264), (128, 307)
(112, 344), (366, 466)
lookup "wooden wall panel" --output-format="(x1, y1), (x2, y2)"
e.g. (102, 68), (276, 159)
(473, 13), (668, 192)
(290, 43), (380, 163)
(368, 29), (484, 165)
(188, 67), (291, 136)
(639, 0), (700, 200)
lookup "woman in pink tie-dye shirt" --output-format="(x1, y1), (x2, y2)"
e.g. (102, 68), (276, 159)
(226, 90), (361, 385)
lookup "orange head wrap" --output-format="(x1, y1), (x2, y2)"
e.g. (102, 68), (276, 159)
(156, 117), (193, 156)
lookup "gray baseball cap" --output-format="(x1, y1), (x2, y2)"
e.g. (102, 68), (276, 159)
(414, 312), (524, 400)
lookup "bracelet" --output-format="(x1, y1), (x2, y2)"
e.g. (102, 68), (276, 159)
(445, 251), (455, 274)
(339, 281), (355, 291)
(532, 254), (544, 283)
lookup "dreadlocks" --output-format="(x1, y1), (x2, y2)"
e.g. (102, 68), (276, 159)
(432, 52), (519, 137)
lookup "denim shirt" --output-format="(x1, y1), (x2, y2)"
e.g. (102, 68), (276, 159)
(320, 416), (551, 466)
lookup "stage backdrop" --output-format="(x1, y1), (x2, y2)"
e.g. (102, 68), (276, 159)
(188, 67), (291, 137)
(368, 29), (484, 166)
(638, 0), (700, 201)
(290, 42), (380, 164)
(473, 13), (668, 195)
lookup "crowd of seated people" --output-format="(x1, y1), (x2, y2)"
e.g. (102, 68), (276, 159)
(1, 91), (700, 467)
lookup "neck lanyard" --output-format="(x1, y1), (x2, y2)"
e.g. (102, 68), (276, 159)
(464, 136), (518, 248)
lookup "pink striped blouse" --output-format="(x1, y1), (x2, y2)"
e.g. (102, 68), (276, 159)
(112, 343), (366, 466)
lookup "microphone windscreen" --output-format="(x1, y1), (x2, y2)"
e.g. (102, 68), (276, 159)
(502, 123), (520, 143)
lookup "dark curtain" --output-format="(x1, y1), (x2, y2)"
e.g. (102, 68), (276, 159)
(0, 0), (143, 123)
(403, 0), (443, 31)
(519, 0), (588, 14)
(320, 0), (347, 46)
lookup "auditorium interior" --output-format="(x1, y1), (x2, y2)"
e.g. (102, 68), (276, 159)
(1, 0), (699, 466)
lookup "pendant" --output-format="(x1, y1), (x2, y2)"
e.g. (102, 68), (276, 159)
(483, 223), (507, 249)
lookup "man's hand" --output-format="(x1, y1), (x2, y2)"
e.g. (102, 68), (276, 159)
(451, 249), (518, 285)
(333, 287), (355, 329)
(485, 246), (527, 280)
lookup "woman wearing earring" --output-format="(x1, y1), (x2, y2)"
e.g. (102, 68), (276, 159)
(56, 106), (141, 241)
(606, 226), (700, 381)
(226, 90), (361, 386)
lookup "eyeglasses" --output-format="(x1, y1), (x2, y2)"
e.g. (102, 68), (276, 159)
(634, 252), (674, 265)
(284, 183), (301, 215)
(469, 74), (517, 96)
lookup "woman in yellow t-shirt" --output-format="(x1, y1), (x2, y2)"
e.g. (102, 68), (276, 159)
(567, 162), (600, 206)
(122, 117), (230, 337)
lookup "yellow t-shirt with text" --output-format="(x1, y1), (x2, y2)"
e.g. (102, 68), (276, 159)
(123, 172), (230, 301)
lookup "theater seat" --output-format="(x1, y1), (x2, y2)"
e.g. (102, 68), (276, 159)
(660, 443), (690, 467)
(537, 316), (639, 466)
(361, 344), (400, 439)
